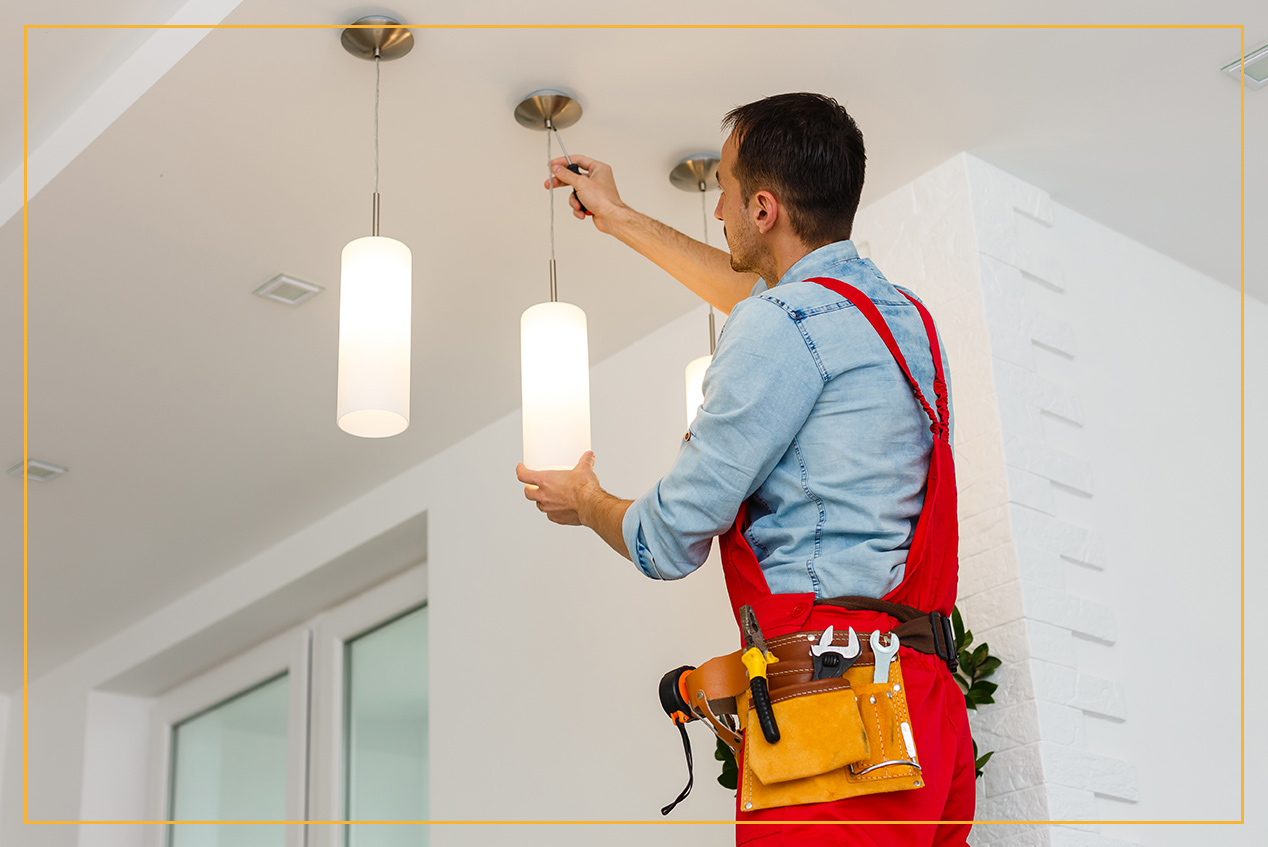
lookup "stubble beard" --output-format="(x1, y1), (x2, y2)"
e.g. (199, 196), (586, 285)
(724, 224), (757, 275)
(724, 222), (770, 282)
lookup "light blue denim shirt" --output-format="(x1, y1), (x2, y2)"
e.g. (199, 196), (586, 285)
(621, 240), (951, 599)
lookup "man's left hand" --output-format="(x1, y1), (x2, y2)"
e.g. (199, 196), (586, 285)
(517, 452), (601, 525)
(518, 453), (634, 560)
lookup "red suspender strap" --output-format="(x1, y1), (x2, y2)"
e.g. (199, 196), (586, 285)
(900, 292), (951, 433)
(803, 277), (948, 442)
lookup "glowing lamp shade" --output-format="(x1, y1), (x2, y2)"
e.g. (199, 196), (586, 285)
(684, 354), (711, 427)
(337, 235), (413, 438)
(521, 301), (591, 470)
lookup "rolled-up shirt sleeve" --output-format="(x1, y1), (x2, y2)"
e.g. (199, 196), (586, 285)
(621, 295), (826, 580)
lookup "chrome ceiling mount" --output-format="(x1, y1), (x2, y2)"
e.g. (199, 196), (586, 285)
(515, 88), (588, 302)
(670, 153), (721, 193)
(514, 89), (583, 130)
(340, 15), (414, 61)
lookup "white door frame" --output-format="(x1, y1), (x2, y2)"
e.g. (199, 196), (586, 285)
(307, 565), (428, 847)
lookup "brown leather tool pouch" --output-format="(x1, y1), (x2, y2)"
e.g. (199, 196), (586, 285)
(738, 642), (924, 812)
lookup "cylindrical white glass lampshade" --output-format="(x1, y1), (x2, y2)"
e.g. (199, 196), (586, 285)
(521, 301), (591, 470)
(337, 235), (412, 438)
(684, 354), (711, 427)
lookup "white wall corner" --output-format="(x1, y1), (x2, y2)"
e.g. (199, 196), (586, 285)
(0, 0), (247, 228)
(963, 154), (1139, 833)
(0, 692), (8, 816)
(77, 691), (153, 847)
(0, 691), (24, 847)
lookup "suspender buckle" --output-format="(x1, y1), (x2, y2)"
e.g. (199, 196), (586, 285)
(928, 611), (958, 674)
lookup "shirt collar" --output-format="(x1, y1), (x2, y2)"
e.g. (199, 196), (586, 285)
(757, 240), (860, 292)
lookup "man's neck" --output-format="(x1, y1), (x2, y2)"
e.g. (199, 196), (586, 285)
(764, 238), (829, 288)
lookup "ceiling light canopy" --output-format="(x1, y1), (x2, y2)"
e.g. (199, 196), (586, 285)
(336, 16), (415, 439)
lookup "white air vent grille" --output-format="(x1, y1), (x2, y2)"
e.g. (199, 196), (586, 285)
(7, 459), (68, 482)
(1223, 44), (1268, 89)
(254, 274), (324, 305)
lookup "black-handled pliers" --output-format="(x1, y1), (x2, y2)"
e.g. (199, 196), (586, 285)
(739, 605), (781, 744)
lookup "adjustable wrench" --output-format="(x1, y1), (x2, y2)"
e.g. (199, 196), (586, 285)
(810, 625), (861, 680)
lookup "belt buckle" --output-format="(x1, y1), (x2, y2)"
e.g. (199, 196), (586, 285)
(929, 611), (958, 673)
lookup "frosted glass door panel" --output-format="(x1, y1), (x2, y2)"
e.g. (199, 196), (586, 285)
(169, 674), (289, 847)
(346, 605), (428, 847)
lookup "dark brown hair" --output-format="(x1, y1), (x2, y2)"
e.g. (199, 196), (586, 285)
(722, 92), (866, 246)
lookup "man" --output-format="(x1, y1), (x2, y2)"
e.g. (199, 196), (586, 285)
(517, 93), (974, 845)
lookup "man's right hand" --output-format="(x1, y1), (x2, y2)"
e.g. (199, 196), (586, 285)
(545, 155), (626, 234)
(542, 153), (758, 315)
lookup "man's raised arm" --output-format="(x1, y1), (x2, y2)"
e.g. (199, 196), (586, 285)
(546, 154), (758, 315)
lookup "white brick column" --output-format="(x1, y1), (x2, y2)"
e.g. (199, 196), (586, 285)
(855, 154), (1140, 846)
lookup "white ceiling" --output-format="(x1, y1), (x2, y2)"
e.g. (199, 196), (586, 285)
(2, 0), (1264, 691)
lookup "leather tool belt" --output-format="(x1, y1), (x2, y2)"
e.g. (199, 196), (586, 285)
(667, 598), (958, 812)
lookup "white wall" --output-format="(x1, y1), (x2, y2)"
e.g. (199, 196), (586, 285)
(77, 693), (152, 847)
(1007, 194), (1263, 844)
(0, 693), (8, 816)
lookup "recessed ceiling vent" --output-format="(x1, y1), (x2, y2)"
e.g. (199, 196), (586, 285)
(7, 459), (68, 482)
(1223, 44), (1268, 90)
(253, 274), (324, 306)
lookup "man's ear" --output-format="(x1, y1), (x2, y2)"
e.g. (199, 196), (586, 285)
(751, 189), (780, 235)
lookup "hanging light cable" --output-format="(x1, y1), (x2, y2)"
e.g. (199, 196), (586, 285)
(515, 90), (592, 470)
(336, 17), (414, 438)
(671, 153), (721, 427)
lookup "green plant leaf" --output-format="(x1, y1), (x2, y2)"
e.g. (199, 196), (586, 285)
(971, 643), (990, 668)
(971, 681), (999, 698)
(716, 738), (739, 790)
(955, 608), (1000, 776)
(965, 685), (997, 706)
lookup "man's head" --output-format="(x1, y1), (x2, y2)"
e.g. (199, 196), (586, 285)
(714, 93), (867, 281)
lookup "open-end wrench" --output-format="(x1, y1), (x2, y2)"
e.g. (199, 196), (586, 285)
(870, 630), (900, 684)
(810, 625), (861, 680)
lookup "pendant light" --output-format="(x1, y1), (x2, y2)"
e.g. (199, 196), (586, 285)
(515, 91), (593, 471)
(670, 154), (721, 427)
(336, 17), (414, 438)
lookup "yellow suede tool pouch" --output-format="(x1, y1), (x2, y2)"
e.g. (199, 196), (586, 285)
(740, 655), (924, 812)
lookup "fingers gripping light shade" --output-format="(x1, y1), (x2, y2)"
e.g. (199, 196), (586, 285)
(337, 16), (414, 438)
(338, 236), (412, 437)
(516, 89), (593, 470)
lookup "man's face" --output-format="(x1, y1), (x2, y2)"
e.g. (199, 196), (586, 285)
(715, 134), (761, 275)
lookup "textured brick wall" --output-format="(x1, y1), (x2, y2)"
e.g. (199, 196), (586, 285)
(855, 154), (1141, 846)
(962, 157), (1139, 846)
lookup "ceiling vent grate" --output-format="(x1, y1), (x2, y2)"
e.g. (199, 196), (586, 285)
(254, 274), (324, 306)
(7, 459), (68, 482)
(1223, 44), (1268, 89)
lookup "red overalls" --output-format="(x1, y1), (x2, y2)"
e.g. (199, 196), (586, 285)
(722, 278), (975, 846)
